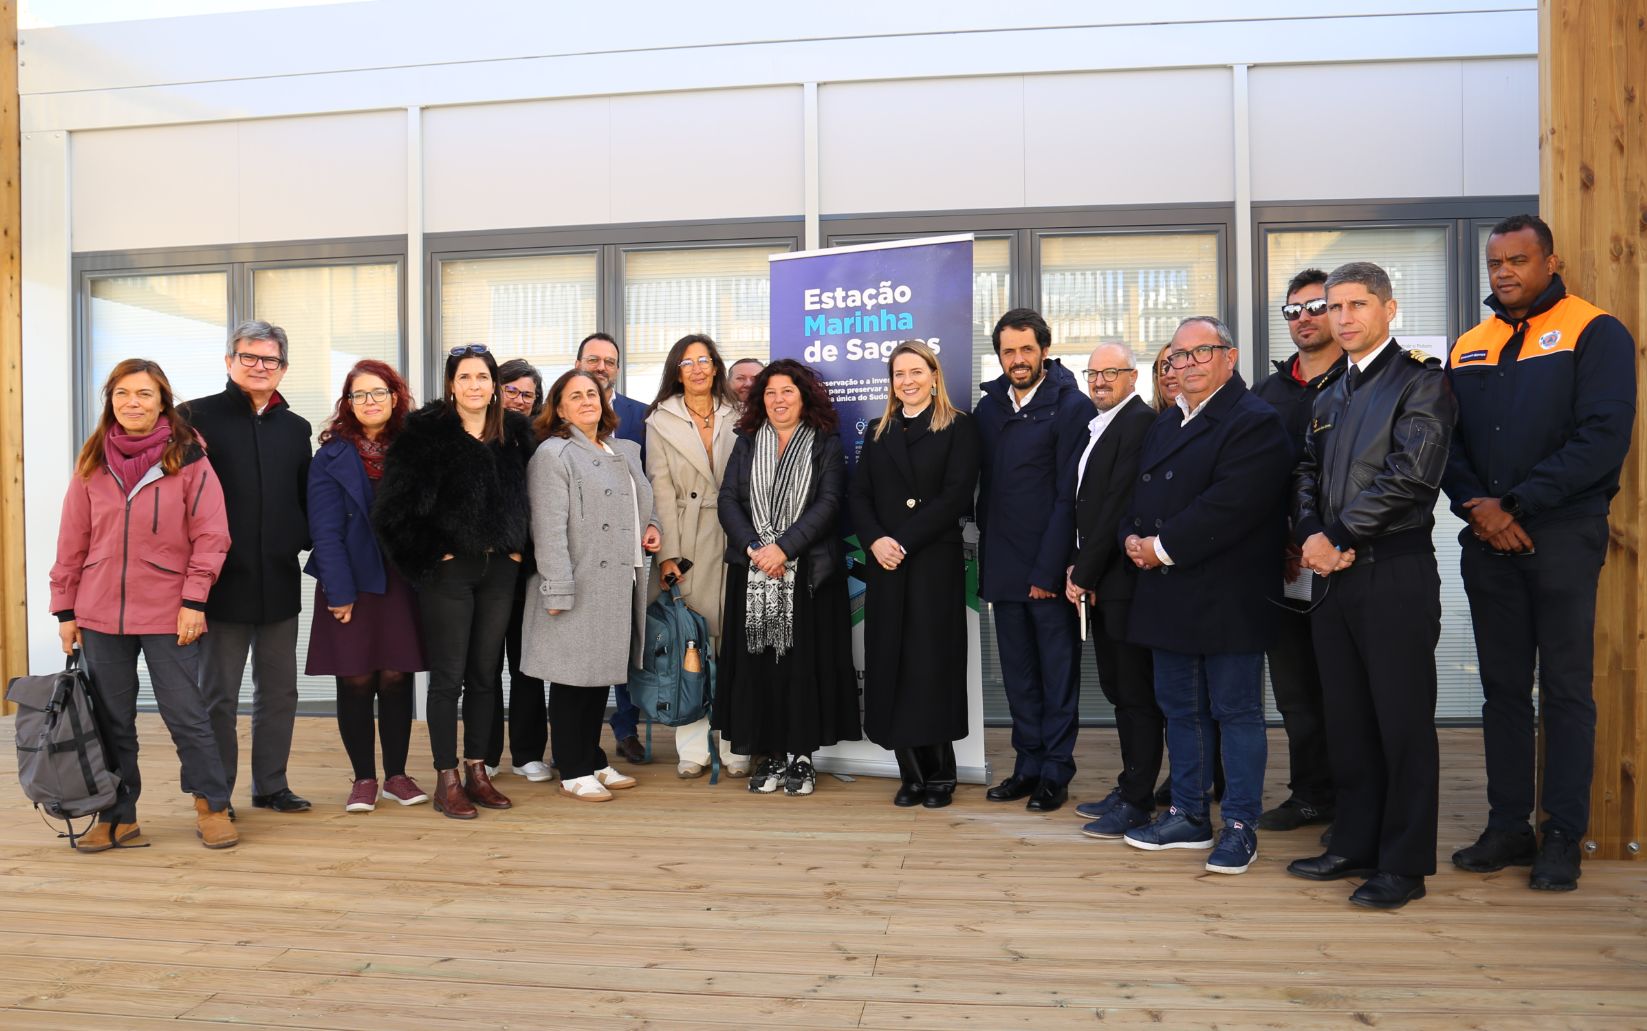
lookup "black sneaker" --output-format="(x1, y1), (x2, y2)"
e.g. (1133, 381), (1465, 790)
(1530, 828), (1582, 892)
(1452, 825), (1536, 873)
(748, 756), (785, 794)
(784, 757), (816, 797)
(1257, 797), (1334, 832)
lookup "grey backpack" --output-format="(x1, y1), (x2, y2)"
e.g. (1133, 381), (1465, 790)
(10, 649), (120, 844)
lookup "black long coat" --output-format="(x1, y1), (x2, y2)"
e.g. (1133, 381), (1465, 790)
(848, 408), (980, 748)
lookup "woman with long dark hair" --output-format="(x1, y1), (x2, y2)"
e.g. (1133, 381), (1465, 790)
(50, 358), (237, 850)
(715, 359), (859, 797)
(305, 360), (429, 813)
(849, 341), (980, 808)
(374, 344), (537, 819)
(643, 333), (747, 778)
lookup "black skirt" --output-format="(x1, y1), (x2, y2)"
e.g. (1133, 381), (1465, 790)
(713, 563), (861, 757)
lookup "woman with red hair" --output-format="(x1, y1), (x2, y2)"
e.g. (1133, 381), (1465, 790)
(304, 360), (429, 812)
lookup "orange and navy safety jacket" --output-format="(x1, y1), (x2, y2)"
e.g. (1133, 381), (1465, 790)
(1442, 275), (1636, 529)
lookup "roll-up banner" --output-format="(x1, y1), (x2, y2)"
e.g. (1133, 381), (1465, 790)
(768, 234), (989, 784)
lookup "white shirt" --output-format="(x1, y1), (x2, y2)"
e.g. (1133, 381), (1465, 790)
(1352, 337), (1395, 374)
(1076, 391), (1136, 497)
(1010, 376), (1044, 413)
(1174, 381), (1229, 425)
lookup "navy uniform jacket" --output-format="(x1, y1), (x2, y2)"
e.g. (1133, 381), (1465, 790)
(612, 392), (649, 465)
(1122, 372), (1292, 655)
(974, 358), (1094, 602)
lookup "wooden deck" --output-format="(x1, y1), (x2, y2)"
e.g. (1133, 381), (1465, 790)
(1, 716), (1643, 1030)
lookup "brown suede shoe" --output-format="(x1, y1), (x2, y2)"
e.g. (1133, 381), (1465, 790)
(193, 797), (239, 849)
(74, 821), (140, 853)
(432, 768), (477, 819)
(463, 760), (513, 809)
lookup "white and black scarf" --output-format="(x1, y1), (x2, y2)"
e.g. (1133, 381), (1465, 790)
(744, 421), (816, 656)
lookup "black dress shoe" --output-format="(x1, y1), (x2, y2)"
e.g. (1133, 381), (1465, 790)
(1529, 828), (1582, 892)
(1025, 782), (1068, 813)
(1350, 872), (1426, 910)
(1452, 824), (1536, 873)
(893, 783), (926, 807)
(922, 785), (954, 809)
(615, 734), (650, 765)
(1287, 852), (1375, 881)
(986, 775), (1040, 802)
(250, 788), (312, 813)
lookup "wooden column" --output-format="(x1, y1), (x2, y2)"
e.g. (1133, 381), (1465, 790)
(0, 0), (21, 715)
(1540, 0), (1646, 861)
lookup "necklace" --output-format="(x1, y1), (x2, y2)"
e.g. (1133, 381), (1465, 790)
(684, 399), (714, 428)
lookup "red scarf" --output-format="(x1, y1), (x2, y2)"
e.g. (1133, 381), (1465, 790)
(104, 423), (173, 491)
(355, 435), (388, 481)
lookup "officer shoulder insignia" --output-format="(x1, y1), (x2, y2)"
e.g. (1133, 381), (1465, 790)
(1406, 349), (1441, 368)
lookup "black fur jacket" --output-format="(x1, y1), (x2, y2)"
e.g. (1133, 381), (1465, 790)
(373, 402), (537, 582)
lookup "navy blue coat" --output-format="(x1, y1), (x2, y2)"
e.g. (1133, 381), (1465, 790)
(303, 437), (386, 607)
(612, 392), (649, 465)
(974, 359), (1095, 601)
(1122, 373), (1293, 655)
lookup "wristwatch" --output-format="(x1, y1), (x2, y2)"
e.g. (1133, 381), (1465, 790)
(1500, 493), (1523, 518)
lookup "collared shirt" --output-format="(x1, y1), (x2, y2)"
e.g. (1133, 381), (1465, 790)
(1175, 381), (1228, 426)
(1010, 376), (1044, 413)
(1352, 337), (1394, 374)
(1075, 391), (1136, 496)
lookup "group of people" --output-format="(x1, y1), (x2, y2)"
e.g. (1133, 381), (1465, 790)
(47, 214), (1634, 913)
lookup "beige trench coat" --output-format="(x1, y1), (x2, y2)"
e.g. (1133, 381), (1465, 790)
(644, 394), (737, 646)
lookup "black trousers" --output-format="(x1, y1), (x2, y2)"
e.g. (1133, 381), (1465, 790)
(1266, 606), (1334, 807)
(485, 576), (548, 768)
(1461, 515), (1608, 838)
(549, 683), (610, 781)
(1091, 600), (1161, 810)
(895, 744), (957, 790)
(417, 553), (517, 771)
(1311, 552), (1441, 877)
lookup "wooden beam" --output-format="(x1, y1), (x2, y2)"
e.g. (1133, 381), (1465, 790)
(1540, 0), (1647, 861)
(0, 0), (21, 715)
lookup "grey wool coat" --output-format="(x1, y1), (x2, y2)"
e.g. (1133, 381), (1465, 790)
(644, 394), (737, 646)
(520, 431), (659, 687)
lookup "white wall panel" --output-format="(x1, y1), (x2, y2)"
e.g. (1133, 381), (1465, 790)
(1024, 69), (1234, 206)
(608, 88), (803, 223)
(424, 97), (613, 232)
(1460, 58), (1538, 196)
(1250, 61), (1465, 201)
(820, 77), (1025, 214)
(238, 111), (407, 242)
(71, 122), (238, 252)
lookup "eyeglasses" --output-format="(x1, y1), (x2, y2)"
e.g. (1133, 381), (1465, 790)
(677, 356), (716, 371)
(501, 384), (536, 402)
(1083, 367), (1136, 384)
(233, 352), (286, 370)
(1166, 344), (1233, 369)
(347, 388), (392, 405)
(449, 343), (490, 358)
(1157, 361), (1173, 376)
(1281, 299), (1328, 321)
(580, 355), (619, 370)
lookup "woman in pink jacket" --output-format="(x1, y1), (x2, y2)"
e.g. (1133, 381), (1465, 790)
(50, 358), (239, 852)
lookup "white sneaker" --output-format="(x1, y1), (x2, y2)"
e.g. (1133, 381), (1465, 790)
(676, 761), (707, 779)
(484, 765), (500, 778)
(512, 761), (555, 783)
(559, 775), (613, 802)
(594, 766), (636, 790)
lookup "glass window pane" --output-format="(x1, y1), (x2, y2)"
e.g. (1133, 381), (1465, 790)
(1477, 223), (1495, 327)
(87, 271), (230, 418)
(971, 237), (1012, 406)
(1264, 226), (1450, 358)
(622, 246), (777, 404)
(1039, 232), (1222, 407)
(439, 252), (599, 388)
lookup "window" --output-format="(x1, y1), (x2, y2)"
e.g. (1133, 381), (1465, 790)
(620, 244), (782, 403)
(1039, 231), (1223, 405)
(970, 237), (1013, 399)
(84, 271), (230, 420)
(438, 251), (600, 388)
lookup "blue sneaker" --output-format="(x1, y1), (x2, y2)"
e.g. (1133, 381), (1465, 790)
(1081, 800), (1151, 839)
(1074, 787), (1124, 821)
(1206, 820), (1258, 874)
(1124, 806), (1213, 851)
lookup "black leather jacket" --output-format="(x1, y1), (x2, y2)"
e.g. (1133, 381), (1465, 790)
(1293, 340), (1457, 564)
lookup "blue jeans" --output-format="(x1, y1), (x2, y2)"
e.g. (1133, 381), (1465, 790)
(608, 683), (640, 741)
(1151, 650), (1266, 825)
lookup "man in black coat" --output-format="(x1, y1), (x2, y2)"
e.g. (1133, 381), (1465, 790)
(1119, 316), (1292, 877)
(181, 320), (314, 813)
(1286, 261), (1456, 910)
(1252, 267), (1345, 834)
(974, 308), (1096, 813)
(1065, 343), (1161, 839)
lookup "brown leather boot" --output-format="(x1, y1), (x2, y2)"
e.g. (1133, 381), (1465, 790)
(194, 797), (239, 849)
(431, 769), (477, 820)
(463, 760), (513, 809)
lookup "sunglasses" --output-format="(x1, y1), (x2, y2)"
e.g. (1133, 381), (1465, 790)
(449, 343), (490, 357)
(1281, 299), (1328, 321)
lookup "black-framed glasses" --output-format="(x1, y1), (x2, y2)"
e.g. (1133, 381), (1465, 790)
(677, 356), (716, 371)
(1083, 367), (1136, 384)
(449, 343), (490, 358)
(501, 384), (536, 402)
(1166, 344), (1232, 369)
(233, 351), (286, 370)
(1281, 299), (1328, 321)
(1157, 360), (1173, 376)
(347, 388), (392, 405)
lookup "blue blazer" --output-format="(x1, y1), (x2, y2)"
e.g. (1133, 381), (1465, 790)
(612, 392), (649, 465)
(1122, 373), (1293, 655)
(303, 437), (387, 606)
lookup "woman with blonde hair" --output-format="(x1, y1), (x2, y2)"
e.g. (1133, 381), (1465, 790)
(848, 341), (980, 808)
(1151, 342), (1182, 413)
